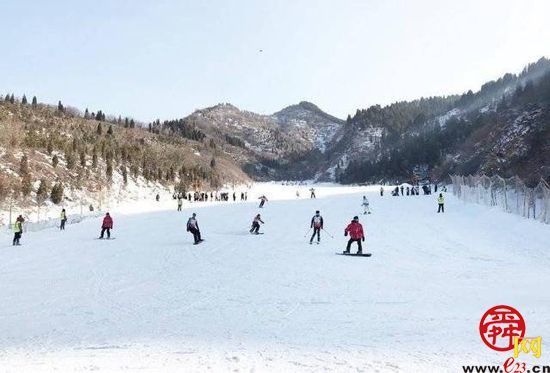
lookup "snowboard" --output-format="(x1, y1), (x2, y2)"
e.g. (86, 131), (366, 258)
(250, 232), (264, 235)
(193, 239), (205, 245)
(96, 237), (116, 240)
(336, 252), (372, 257)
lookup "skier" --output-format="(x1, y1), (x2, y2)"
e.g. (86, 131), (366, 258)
(406, 186), (410, 196)
(12, 215), (24, 246)
(309, 210), (323, 244)
(309, 187), (316, 199)
(99, 212), (113, 239)
(400, 185), (404, 195)
(233, 192), (236, 202)
(437, 193), (445, 213)
(250, 213), (264, 234)
(177, 196), (183, 211)
(155, 193), (160, 202)
(380, 186), (384, 196)
(344, 216), (365, 254)
(187, 212), (203, 244)
(60, 208), (67, 230)
(361, 196), (371, 215)
(258, 195), (268, 208)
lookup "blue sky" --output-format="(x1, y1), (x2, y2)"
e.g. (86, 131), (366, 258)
(2, 0), (550, 121)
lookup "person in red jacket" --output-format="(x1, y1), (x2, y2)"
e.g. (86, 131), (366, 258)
(99, 212), (113, 239)
(344, 216), (365, 254)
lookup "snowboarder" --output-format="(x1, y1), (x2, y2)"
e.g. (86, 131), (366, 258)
(344, 216), (365, 254)
(250, 214), (264, 234)
(437, 193), (445, 213)
(187, 213), (203, 244)
(60, 208), (67, 230)
(380, 186), (384, 196)
(309, 210), (323, 244)
(309, 188), (316, 199)
(361, 196), (371, 215)
(258, 195), (268, 208)
(12, 215), (24, 246)
(99, 212), (113, 239)
(177, 196), (183, 211)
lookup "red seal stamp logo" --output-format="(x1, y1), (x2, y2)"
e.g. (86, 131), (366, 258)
(479, 305), (526, 351)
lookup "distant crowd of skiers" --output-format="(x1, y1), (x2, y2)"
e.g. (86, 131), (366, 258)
(9, 185), (446, 247)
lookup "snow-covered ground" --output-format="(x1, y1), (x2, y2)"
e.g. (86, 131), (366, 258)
(1, 184), (549, 372)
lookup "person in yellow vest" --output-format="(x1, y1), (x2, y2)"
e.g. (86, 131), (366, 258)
(12, 215), (24, 246)
(60, 209), (67, 230)
(437, 193), (445, 213)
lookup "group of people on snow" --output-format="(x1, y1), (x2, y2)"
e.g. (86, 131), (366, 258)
(8, 186), (446, 247)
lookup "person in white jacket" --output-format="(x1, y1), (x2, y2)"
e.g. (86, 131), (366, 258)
(361, 196), (371, 215)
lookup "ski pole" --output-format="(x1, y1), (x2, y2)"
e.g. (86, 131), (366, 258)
(303, 227), (312, 238)
(322, 228), (334, 239)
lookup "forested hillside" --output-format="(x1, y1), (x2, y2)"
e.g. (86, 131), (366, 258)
(0, 97), (248, 212)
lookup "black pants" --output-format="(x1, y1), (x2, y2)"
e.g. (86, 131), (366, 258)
(100, 227), (111, 239)
(250, 222), (260, 234)
(310, 227), (321, 243)
(345, 238), (362, 253)
(177, 205), (182, 211)
(259, 201), (265, 208)
(310, 193), (316, 198)
(189, 227), (202, 243)
(437, 204), (444, 213)
(13, 232), (22, 245)
(60, 219), (66, 230)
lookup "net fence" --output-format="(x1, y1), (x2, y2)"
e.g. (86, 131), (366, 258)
(450, 175), (550, 224)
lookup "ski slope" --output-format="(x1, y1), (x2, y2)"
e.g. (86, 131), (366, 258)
(1, 185), (549, 372)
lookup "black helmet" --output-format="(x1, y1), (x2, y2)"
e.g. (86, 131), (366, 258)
(315, 210), (320, 214)
(353, 216), (359, 220)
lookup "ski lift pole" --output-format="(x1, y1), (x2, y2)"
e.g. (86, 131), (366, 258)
(322, 228), (334, 239)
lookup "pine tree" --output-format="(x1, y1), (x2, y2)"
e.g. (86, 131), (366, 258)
(84, 108), (90, 119)
(210, 158), (216, 168)
(21, 173), (32, 197)
(96, 122), (102, 135)
(4, 93), (9, 102)
(20, 155), (29, 176)
(130, 119), (135, 128)
(107, 125), (113, 135)
(10, 94), (15, 104)
(57, 100), (64, 112)
(106, 161), (113, 181)
(36, 179), (49, 204)
(65, 150), (75, 169)
(124, 117), (129, 128)
(95, 110), (103, 121)
(121, 166), (128, 185)
(32, 96), (38, 107)
(52, 154), (59, 168)
(21, 95), (27, 105)
(50, 183), (64, 204)
(80, 150), (86, 167)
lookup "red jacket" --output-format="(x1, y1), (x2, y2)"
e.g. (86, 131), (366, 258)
(102, 215), (113, 229)
(345, 221), (364, 240)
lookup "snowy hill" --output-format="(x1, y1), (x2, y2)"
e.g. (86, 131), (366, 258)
(1, 184), (549, 372)
(273, 101), (345, 153)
